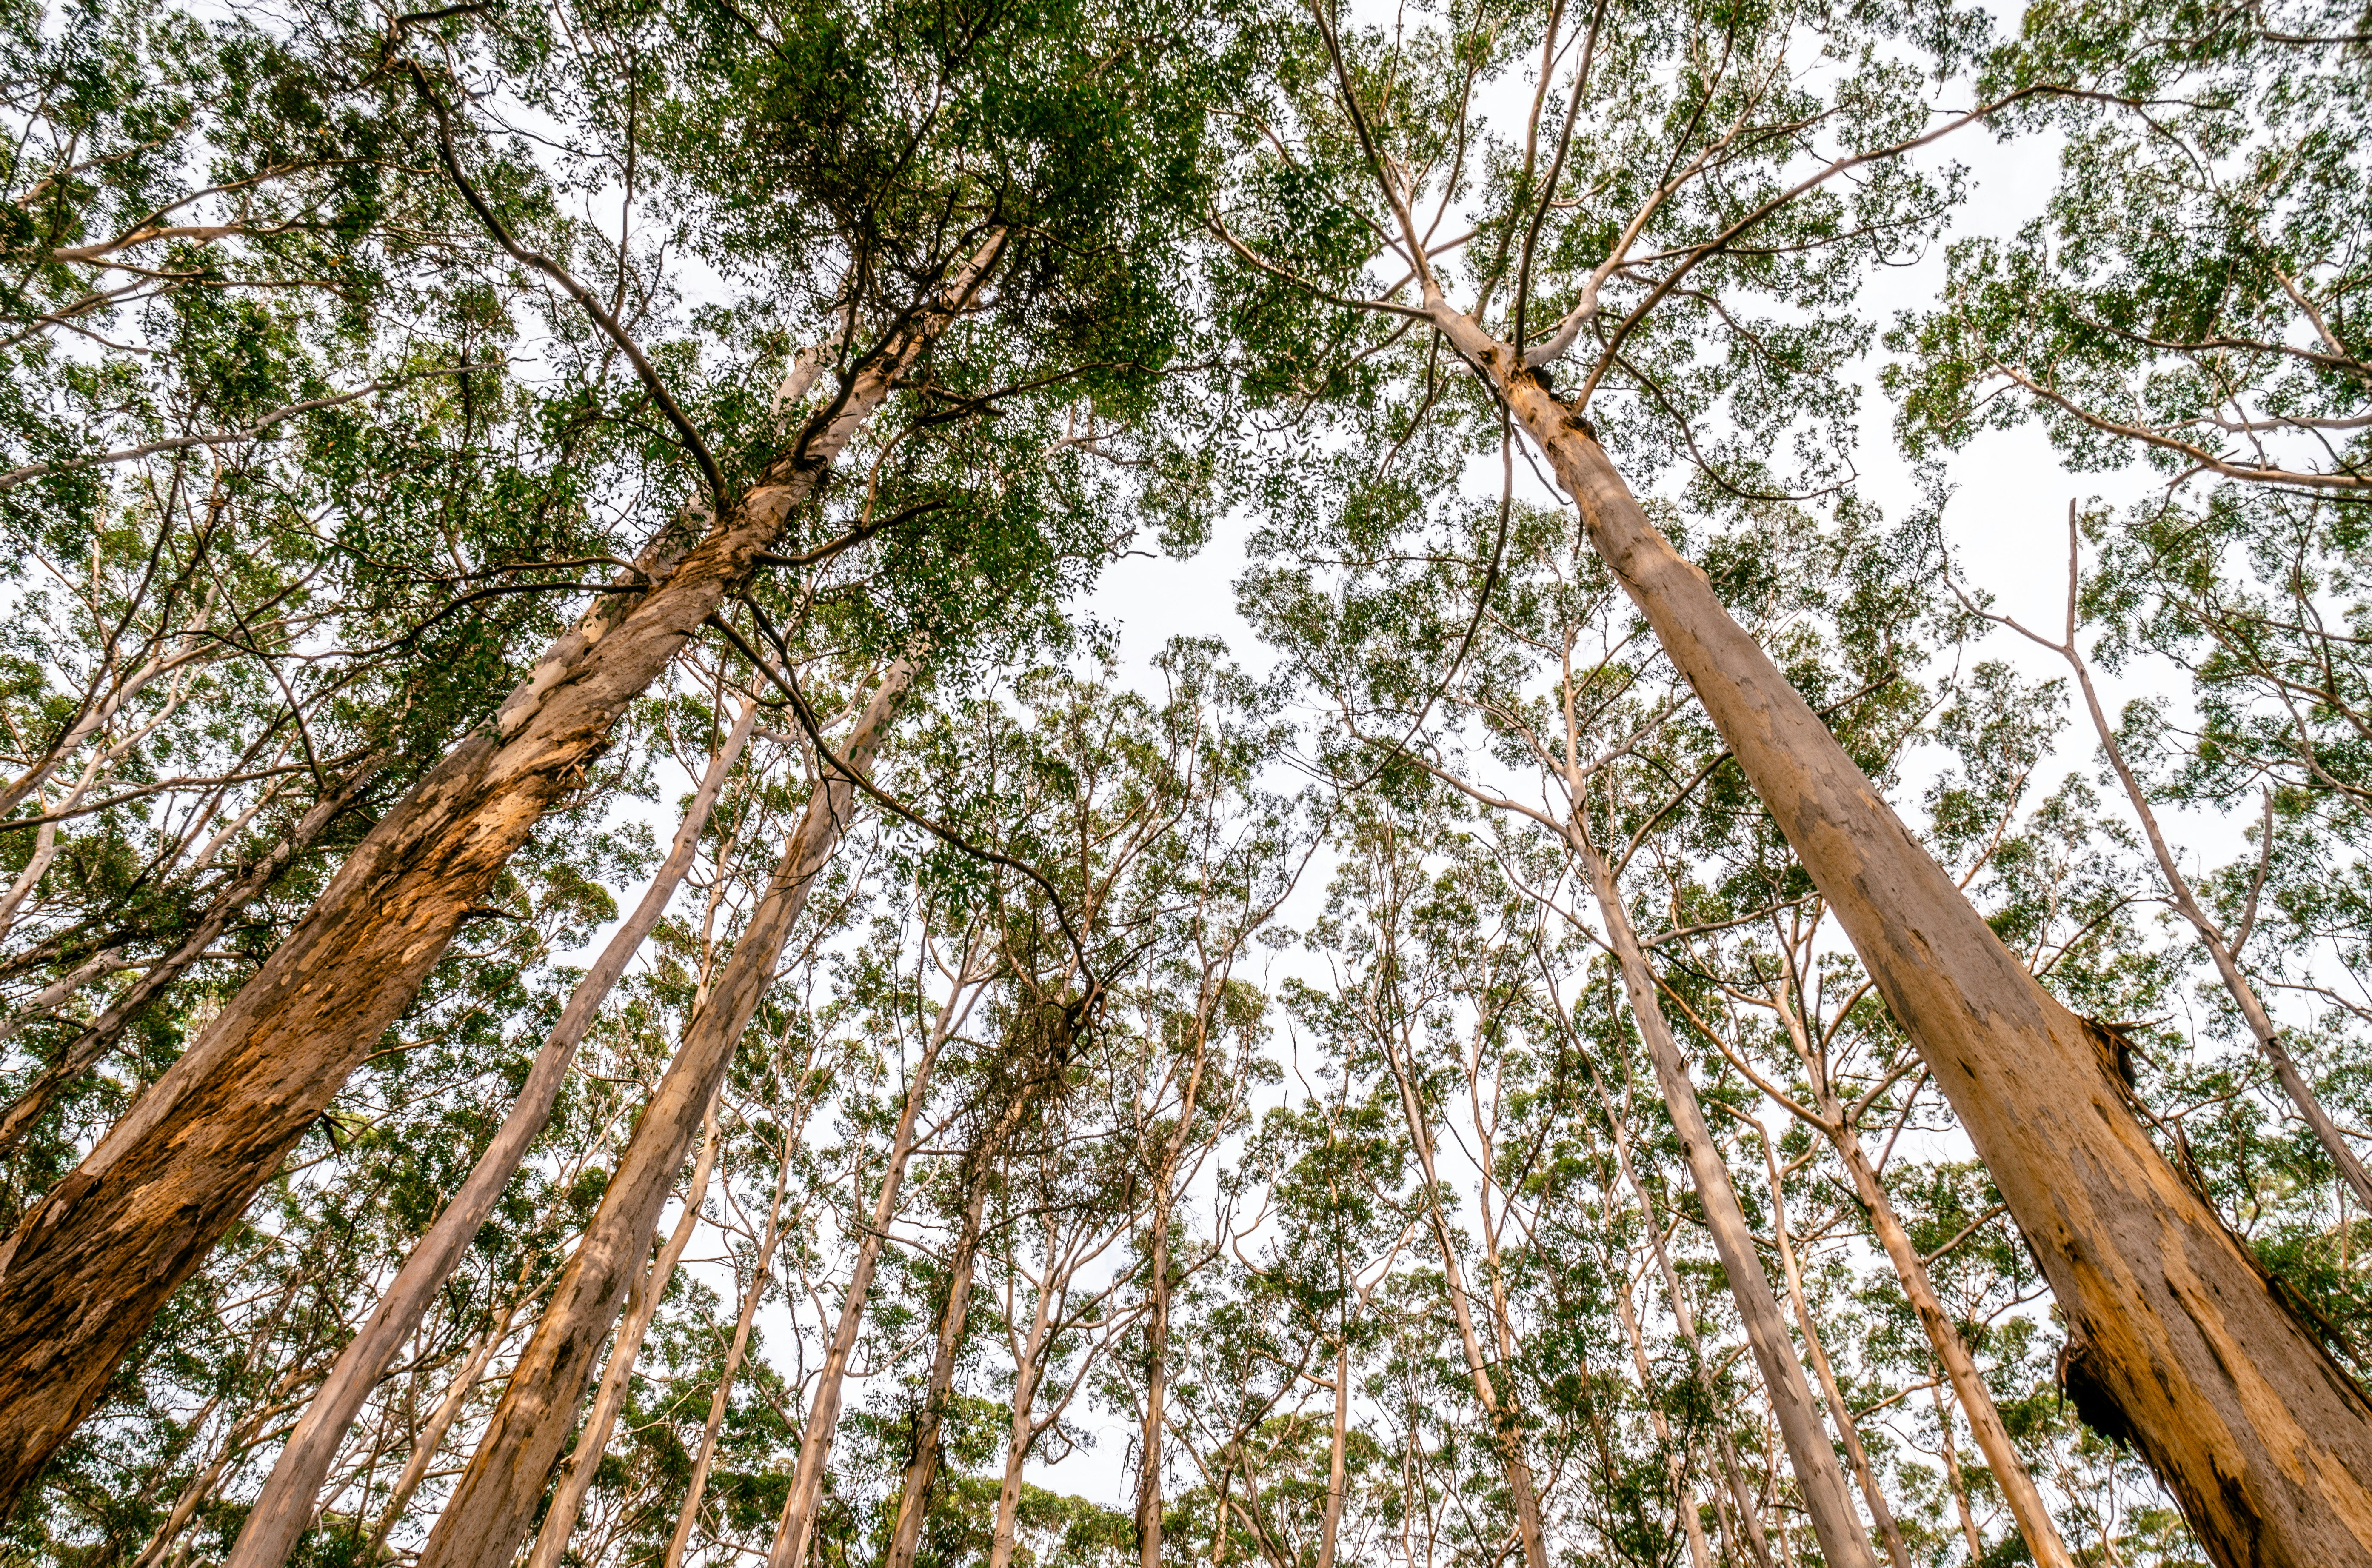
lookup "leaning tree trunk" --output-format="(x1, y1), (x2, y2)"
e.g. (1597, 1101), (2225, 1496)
(414, 660), (916, 1568)
(764, 979), (970, 1568)
(1382, 1040), (1555, 1568)
(1571, 830), (1880, 1568)
(225, 700), (758, 1568)
(0, 233), (1004, 1507)
(1757, 1134), (1910, 1568)
(1590, 1063), (1776, 1568)
(883, 1183), (991, 1568)
(1823, 1104), (2074, 1568)
(664, 1110), (797, 1568)
(1441, 309), (2372, 1566)
(523, 1092), (725, 1568)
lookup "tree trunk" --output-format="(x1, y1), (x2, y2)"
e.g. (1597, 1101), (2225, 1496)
(1382, 1038), (1554, 1568)
(1756, 1136), (1910, 1568)
(363, 1286), (533, 1557)
(1931, 1382), (1990, 1564)
(988, 1234), (1062, 1568)
(1137, 1189), (1171, 1568)
(664, 1109), (797, 1568)
(1571, 829), (1879, 1568)
(521, 1093), (724, 1568)
(1590, 1065), (1775, 1568)
(0, 233), (1003, 1507)
(1824, 1113), (2073, 1568)
(0, 752), (380, 1153)
(765, 976), (971, 1568)
(883, 1184), (990, 1568)
(1606, 1247), (1716, 1568)
(1317, 1339), (1351, 1568)
(227, 699), (757, 1568)
(1449, 316), (2372, 1565)
(414, 658), (915, 1568)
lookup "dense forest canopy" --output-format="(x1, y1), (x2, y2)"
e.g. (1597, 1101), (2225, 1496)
(0, 0), (2367, 1565)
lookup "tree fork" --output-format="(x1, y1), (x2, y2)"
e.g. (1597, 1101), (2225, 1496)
(0, 233), (1002, 1506)
(1443, 318), (2372, 1566)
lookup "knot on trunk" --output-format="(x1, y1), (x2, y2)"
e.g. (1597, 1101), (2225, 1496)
(2055, 1331), (2139, 1450)
(2081, 1017), (2140, 1091)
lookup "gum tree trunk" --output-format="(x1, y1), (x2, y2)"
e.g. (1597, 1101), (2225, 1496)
(225, 700), (758, 1568)
(0, 233), (1003, 1507)
(1570, 830), (1880, 1568)
(883, 1184), (990, 1568)
(414, 660), (916, 1568)
(764, 976), (973, 1568)
(664, 1114), (796, 1568)
(1443, 313), (2372, 1565)
(522, 1092), (725, 1568)
(1381, 1037), (1554, 1568)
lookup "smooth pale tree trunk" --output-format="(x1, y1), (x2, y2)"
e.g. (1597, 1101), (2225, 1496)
(0, 752), (381, 1153)
(227, 699), (758, 1568)
(765, 980), (973, 1568)
(364, 1286), (533, 1557)
(1569, 830), (1879, 1568)
(1445, 311), (2372, 1564)
(415, 658), (916, 1568)
(883, 1183), (991, 1568)
(1138, 1033), (1213, 1568)
(523, 1094), (724, 1568)
(1824, 1106), (2073, 1568)
(989, 1253), (1062, 1568)
(0, 233), (1004, 1505)
(664, 1116), (797, 1568)
(1590, 1066), (1776, 1568)
(1317, 1340), (1351, 1568)
(1136, 1195), (1168, 1568)
(1755, 1135), (1910, 1568)
(1382, 1041), (1554, 1568)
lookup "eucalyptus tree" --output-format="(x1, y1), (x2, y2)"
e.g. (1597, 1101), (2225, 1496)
(0, 0), (1245, 1500)
(1211, 0), (2372, 1548)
